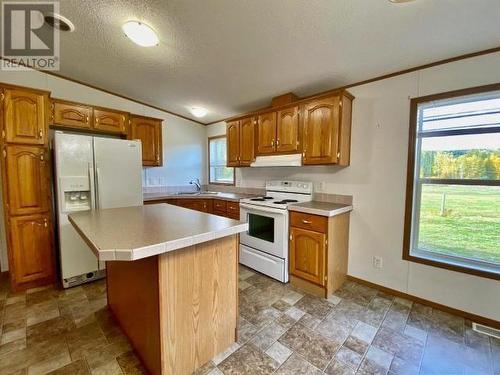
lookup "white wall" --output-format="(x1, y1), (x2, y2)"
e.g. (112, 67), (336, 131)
(207, 52), (500, 321)
(0, 68), (207, 271)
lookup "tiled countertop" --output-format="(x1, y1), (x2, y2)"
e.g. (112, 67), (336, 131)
(143, 191), (257, 202)
(68, 204), (248, 261)
(289, 201), (353, 217)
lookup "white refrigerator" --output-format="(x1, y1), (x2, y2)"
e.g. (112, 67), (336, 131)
(54, 131), (143, 288)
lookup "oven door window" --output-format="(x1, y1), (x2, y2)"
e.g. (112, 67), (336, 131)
(248, 213), (274, 243)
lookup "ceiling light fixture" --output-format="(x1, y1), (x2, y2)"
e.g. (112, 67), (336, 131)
(389, 0), (416, 3)
(190, 107), (208, 118)
(44, 12), (75, 32)
(122, 21), (159, 47)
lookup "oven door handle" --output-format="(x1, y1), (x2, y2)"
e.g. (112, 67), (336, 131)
(239, 202), (288, 215)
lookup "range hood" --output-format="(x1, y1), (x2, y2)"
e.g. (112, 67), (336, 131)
(250, 154), (302, 167)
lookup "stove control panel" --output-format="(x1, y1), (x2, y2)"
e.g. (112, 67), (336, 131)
(266, 180), (313, 194)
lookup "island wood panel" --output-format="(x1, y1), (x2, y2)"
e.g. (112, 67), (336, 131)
(159, 235), (238, 375)
(106, 256), (161, 375)
(105, 235), (238, 375)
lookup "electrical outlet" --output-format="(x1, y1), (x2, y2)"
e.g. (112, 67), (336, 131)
(372, 256), (383, 269)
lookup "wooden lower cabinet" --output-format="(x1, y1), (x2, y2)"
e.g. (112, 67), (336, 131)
(289, 211), (350, 298)
(289, 227), (326, 286)
(145, 198), (240, 220)
(9, 213), (55, 287)
(177, 199), (211, 213)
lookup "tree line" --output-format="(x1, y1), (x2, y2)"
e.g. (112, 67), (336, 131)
(420, 150), (500, 179)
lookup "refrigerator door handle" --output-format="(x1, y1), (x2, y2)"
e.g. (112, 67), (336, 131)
(88, 163), (97, 210)
(95, 167), (102, 209)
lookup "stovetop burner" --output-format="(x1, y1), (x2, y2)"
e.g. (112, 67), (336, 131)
(250, 196), (274, 202)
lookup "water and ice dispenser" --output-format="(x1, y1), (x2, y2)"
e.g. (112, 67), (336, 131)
(59, 176), (92, 212)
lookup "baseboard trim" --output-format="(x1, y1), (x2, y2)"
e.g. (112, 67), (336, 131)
(346, 275), (500, 330)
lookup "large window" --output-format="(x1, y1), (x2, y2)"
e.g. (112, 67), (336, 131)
(404, 85), (500, 279)
(208, 136), (234, 185)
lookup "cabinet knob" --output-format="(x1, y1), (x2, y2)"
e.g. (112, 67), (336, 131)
(38, 129), (43, 138)
(0, 92), (4, 101)
(44, 218), (48, 227)
(86, 115), (89, 123)
(2, 149), (6, 158)
(271, 139), (275, 147)
(276, 139), (280, 147)
(40, 153), (44, 161)
(96, 118), (99, 123)
(301, 219), (312, 224)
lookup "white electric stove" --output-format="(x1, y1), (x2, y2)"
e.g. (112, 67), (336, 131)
(239, 181), (313, 282)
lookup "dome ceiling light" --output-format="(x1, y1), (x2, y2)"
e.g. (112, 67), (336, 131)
(122, 21), (159, 47)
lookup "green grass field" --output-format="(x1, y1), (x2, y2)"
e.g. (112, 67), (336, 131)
(417, 184), (500, 264)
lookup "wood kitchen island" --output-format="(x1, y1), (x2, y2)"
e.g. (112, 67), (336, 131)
(68, 204), (248, 375)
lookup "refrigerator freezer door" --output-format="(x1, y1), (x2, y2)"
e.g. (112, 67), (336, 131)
(54, 132), (100, 285)
(93, 137), (143, 209)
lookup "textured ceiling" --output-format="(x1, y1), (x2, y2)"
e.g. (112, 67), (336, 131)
(41, 0), (500, 123)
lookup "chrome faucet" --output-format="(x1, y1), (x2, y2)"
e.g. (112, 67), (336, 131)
(189, 178), (201, 192)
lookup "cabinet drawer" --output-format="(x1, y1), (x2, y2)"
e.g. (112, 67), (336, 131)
(213, 199), (227, 214)
(226, 201), (240, 219)
(290, 211), (327, 233)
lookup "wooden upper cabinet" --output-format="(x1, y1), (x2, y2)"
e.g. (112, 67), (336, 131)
(129, 116), (162, 166)
(5, 145), (50, 216)
(226, 120), (240, 167)
(277, 106), (299, 153)
(302, 95), (340, 165)
(256, 112), (277, 155)
(9, 213), (54, 285)
(51, 99), (92, 129)
(93, 107), (128, 134)
(3, 88), (48, 145)
(289, 227), (326, 286)
(239, 117), (255, 166)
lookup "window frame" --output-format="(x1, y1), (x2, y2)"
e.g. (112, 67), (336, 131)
(208, 135), (235, 186)
(403, 83), (500, 281)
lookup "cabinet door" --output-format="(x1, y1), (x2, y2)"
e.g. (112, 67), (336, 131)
(239, 117), (255, 166)
(226, 121), (240, 167)
(178, 199), (209, 213)
(130, 116), (162, 166)
(276, 106), (299, 153)
(10, 213), (54, 285)
(51, 100), (92, 129)
(303, 96), (340, 165)
(289, 227), (326, 286)
(6, 145), (50, 216)
(93, 108), (128, 134)
(3, 88), (47, 145)
(256, 112), (277, 155)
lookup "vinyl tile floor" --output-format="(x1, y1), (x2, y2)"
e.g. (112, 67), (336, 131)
(0, 267), (498, 375)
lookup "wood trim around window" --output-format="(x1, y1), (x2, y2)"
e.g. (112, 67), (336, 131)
(208, 135), (235, 186)
(403, 83), (500, 281)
